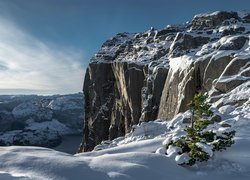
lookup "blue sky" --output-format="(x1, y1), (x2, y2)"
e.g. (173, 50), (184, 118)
(0, 0), (249, 95)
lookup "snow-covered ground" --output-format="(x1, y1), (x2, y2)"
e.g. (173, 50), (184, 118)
(0, 135), (249, 180)
(0, 101), (249, 180)
(0, 91), (249, 180)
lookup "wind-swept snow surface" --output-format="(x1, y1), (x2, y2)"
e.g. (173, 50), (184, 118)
(0, 109), (250, 180)
(0, 138), (249, 180)
(1, 99), (249, 179)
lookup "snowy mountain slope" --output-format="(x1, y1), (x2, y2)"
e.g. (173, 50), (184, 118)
(0, 93), (84, 148)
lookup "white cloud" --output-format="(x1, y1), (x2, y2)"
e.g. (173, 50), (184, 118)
(0, 17), (85, 95)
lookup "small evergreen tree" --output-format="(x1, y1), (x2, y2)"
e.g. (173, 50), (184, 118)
(187, 93), (213, 128)
(166, 93), (235, 166)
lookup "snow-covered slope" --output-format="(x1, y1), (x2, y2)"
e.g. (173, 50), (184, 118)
(0, 93), (84, 148)
(0, 95), (249, 179)
(0, 112), (249, 180)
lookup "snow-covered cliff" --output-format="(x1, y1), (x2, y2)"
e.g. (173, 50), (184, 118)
(80, 11), (250, 151)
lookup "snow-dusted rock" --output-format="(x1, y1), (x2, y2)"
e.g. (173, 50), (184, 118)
(48, 95), (83, 111)
(0, 93), (84, 148)
(81, 11), (250, 152)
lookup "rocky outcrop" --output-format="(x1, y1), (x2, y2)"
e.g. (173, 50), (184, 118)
(191, 11), (239, 30)
(80, 11), (250, 152)
(82, 63), (116, 151)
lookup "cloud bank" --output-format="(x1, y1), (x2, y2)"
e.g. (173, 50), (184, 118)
(0, 17), (85, 95)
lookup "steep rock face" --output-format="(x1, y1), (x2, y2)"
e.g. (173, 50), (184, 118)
(82, 63), (115, 151)
(111, 62), (145, 134)
(81, 11), (250, 151)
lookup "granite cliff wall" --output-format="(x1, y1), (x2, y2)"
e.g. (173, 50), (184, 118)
(80, 11), (250, 152)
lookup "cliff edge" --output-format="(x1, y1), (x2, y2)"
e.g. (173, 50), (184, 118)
(80, 11), (250, 152)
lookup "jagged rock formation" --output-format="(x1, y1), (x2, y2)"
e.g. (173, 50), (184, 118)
(80, 11), (250, 152)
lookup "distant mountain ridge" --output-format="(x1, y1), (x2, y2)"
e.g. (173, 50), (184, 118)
(0, 93), (84, 147)
(80, 11), (250, 151)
